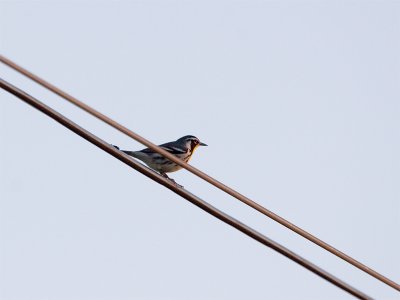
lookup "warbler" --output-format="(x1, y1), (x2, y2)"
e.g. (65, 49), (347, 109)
(113, 135), (207, 184)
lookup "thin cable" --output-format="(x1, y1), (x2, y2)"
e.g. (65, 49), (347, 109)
(0, 78), (374, 300)
(1, 55), (399, 292)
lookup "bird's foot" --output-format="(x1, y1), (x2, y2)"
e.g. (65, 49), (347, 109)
(160, 173), (183, 188)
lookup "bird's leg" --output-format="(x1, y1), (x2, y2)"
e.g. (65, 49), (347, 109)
(160, 172), (183, 188)
(160, 172), (170, 179)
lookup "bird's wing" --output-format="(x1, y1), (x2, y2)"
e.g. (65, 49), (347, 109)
(140, 141), (187, 155)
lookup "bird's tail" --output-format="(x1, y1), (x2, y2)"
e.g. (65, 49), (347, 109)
(112, 145), (140, 159)
(122, 150), (139, 157)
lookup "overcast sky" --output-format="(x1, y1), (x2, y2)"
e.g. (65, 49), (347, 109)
(1, 1), (399, 299)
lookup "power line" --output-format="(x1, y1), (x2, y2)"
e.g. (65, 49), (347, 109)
(1, 55), (398, 292)
(0, 77), (373, 300)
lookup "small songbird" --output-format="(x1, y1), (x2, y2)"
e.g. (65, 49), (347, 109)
(114, 135), (207, 185)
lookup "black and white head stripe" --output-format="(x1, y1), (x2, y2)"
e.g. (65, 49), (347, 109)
(177, 135), (198, 142)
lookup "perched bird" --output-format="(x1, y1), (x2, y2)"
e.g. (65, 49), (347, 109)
(113, 135), (207, 185)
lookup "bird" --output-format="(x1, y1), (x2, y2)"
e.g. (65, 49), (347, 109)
(113, 135), (207, 186)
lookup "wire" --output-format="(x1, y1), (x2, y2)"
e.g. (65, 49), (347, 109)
(1, 55), (398, 292)
(0, 77), (374, 300)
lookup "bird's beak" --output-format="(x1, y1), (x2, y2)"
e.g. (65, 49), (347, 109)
(200, 142), (208, 146)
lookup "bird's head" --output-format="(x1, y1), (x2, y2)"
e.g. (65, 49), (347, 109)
(177, 135), (207, 152)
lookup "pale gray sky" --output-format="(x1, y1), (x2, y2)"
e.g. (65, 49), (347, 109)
(1, 1), (399, 299)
